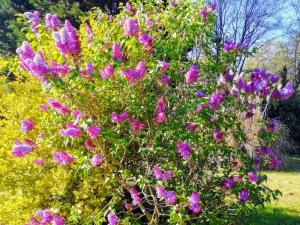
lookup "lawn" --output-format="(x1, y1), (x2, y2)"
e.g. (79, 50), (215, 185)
(245, 156), (300, 225)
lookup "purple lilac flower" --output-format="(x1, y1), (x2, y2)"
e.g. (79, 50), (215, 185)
(12, 140), (35, 157)
(195, 90), (205, 98)
(47, 99), (70, 115)
(112, 42), (123, 60)
(60, 123), (81, 138)
(52, 150), (74, 166)
(199, 7), (209, 20)
(107, 213), (119, 225)
(100, 64), (114, 80)
(52, 20), (81, 56)
(269, 158), (282, 169)
(16, 41), (34, 61)
(125, 2), (136, 16)
(86, 125), (101, 140)
(223, 176), (235, 189)
(146, 18), (154, 30)
(196, 103), (207, 113)
(85, 139), (95, 151)
(155, 97), (167, 124)
(24, 11), (40, 32)
(188, 192), (201, 213)
(45, 13), (60, 30)
(213, 129), (223, 142)
(122, 61), (146, 85)
(209, 92), (224, 110)
(238, 189), (249, 202)
(158, 61), (170, 72)
(52, 215), (65, 225)
(266, 119), (278, 132)
(129, 188), (141, 205)
(138, 32), (153, 50)
(71, 110), (86, 123)
(20, 119), (34, 133)
(280, 83), (295, 100)
(156, 185), (166, 198)
(34, 159), (44, 166)
(187, 123), (197, 132)
(165, 191), (176, 205)
(123, 18), (139, 37)
(129, 118), (145, 132)
(153, 166), (173, 182)
(160, 74), (171, 85)
(248, 171), (258, 183)
(36, 209), (53, 224)
(185, 64), (199, 84)
(177, 141), (192, 160)
(50, 61), (70, 77)
(111, 112), (129, 123)
(90, 154), (102, 167)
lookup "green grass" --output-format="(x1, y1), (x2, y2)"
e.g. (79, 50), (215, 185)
(245, 156), (300, 225)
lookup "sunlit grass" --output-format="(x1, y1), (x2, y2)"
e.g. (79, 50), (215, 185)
(245, 156), (300, 225)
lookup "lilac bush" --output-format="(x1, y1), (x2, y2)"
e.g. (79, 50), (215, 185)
(10, 0), (295, 224)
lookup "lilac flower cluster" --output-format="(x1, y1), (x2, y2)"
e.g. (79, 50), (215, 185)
(26, 209), (65, 225)
(107, 213), (119, 225)
(12, 139), (36, 157)
(153, 166), (173, 182)
(111, 112), (129, 123)
(52, 150), (74, 166)
(47, 99), (70, 115)
(129, 118), (145, 132)
(45, 13), (60, 30)
(21, 119), (35, 133)
(155, 185), (176, 205)
(255, 146), (283, 170)
(185, 64), (199, 84)
(188, 192), (201, 213)
(177, 141), (192, 160)
(223, 40), (241, 53)
(129, 188), (141, 205)
(100, 64), (114, 80)
(24, 11), (40, 32)
(52, 20), (81, 56)
(60, 123), (81, 138)
(90, 154), (102, 167)
(155, 97), (167, 124)
(122, 61), (146, 85)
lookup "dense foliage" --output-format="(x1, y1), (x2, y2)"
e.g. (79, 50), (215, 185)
(0, 0), (295, 224)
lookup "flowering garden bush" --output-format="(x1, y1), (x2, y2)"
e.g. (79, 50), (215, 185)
(0, 0), (295, 224)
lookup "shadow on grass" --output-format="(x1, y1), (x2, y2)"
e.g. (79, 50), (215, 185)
(245, 207), (300, 225)
(282, 156), (300, 173)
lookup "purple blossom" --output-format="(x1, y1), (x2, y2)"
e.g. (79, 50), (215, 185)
(155, 97), (167, 124)
(138, 32), (153, 50)
(177, 141), (192, 160)
(153, 166), (173, 182)
(123, 18), (139, 37)
(86, 125), (101, 140)
(213, 129), (223, 142)
(156, 185), (166, 198)
(60, 123), (81, 138)
(187, 123), (197, 132)
(24, 11), (40, 32)
(196, 103), (207, 113)
(125, 2), (136, 16)
(47, 99), (70, 115)
(188, 192), (201, 213)
(209, 92), (224, 110)
(107, 213), (119, 225)
(50, 61), (70, 77)
(34, 159), (44, 166)
(129, 118), (145, 132)
(45, 13), (60, 30)
(269, 158), (282, 169)
(146, 18), (154, 30)
(248, 171), (258, 183)
(20, 119), (34, 133)
(16, 41), (34, 61)
(71, 110), (86, 123)
(85, 139), (95, 151)
(12, 140), (35, 157)
(224, 40), (237, 53)
(111, 112), (129, 123)
(52, 215), (65, 225)
(122, 61), (146, 85)
(100, 64), (114, 80)
(160, 74), (171, 85)
(199, 7), (209, 20)
(90, 154), (102, 167)
(52, 20), (81, 56)
(129, 188), (141, 205)
(185, 64), (199, 84)
(280, 83), (295, 100)
(52, 150), (74, 166)
(195, 90), (205, 98)
(158, 61), (171, 72)
(165, 191), (176, 205)
(36, 209), (53, 224)
(223, 176), (235, 189)
(266, 119), (278, 132)
(238, 189), (249, 202)
(112, 42), (123, 60)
